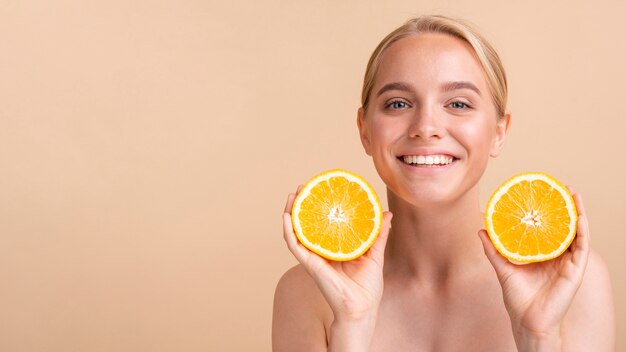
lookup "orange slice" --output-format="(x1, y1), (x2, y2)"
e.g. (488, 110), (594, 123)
(485, 172), (578, 263)
(291, 169), (383, 261)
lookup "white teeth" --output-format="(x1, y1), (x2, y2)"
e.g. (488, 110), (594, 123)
(402, 154), (454, 166)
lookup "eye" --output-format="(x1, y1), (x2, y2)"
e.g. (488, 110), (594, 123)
(385, 100), (409, 110)
(447, 101), (471, 110)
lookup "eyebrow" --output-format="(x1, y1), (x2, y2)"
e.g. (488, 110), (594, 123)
(376, 82), (413, 97)
(440, 81), (482, 96)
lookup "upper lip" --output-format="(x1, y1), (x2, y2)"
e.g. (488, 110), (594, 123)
(397, 148), (459, 159)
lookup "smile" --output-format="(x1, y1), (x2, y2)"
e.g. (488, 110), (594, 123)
(400, 154), (456, 166)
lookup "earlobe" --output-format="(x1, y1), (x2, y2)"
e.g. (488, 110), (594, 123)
(490, 112), (511, 157)
(357, 107), (372, 156)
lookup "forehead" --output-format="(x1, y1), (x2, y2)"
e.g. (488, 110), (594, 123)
(375, 32), (488, 91)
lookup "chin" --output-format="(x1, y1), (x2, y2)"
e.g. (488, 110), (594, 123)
(389, 186), (458, 208)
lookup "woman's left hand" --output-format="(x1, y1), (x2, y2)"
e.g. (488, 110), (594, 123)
(478, 187), (590, 351)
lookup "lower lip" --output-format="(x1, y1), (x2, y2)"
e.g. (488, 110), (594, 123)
(398, 158), (458, 174)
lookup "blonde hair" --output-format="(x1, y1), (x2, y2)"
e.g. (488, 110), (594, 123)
(361, 15), (508, 118)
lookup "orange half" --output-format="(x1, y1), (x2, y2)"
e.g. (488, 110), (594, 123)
(485, 172), (578, 263)
(291, 169), (383, 261)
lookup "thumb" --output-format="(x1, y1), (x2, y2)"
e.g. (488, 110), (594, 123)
(366, 211), (393, 266)
(478, 229), (513, 280)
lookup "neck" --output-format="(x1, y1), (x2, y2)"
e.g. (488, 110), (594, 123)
(383, 185), (487, 284)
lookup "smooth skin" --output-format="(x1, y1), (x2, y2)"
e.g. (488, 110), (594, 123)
(273, 33), (614, 351)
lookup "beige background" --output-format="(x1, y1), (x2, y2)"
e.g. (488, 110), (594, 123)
(0, 0), (624, 351)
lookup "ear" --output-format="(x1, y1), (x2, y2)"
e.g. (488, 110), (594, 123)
(490, 112), (511, 158)
(357, 107), (373, 156)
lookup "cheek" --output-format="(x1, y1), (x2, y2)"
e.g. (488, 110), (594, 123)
(369, 118), (406, 150)
(455, 118), (496, 157)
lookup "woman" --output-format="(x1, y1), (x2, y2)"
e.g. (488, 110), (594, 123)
(273, 15), (614, 351)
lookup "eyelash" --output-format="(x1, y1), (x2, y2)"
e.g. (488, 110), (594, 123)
(385, 99), (410, 110)
(447, 101), (472, 110)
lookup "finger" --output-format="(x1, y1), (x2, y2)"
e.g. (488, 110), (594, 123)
(284, 184), (305, 214)
(572, 192), (587, 220)
(571, 193), (589, 248)
(284, 193), (296, 214)
(478, 229), (514, 279)
(365, 211), (393, 266)
(282, 212), (316, 265)
(571, 212), (590, 268)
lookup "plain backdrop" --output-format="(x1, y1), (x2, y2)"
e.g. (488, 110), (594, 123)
(1, 0), (624, 351)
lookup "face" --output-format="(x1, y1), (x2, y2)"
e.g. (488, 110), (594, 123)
(358, 33), (509, 207)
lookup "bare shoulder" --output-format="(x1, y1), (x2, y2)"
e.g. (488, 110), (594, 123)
(273, 264), (330, 316)
(272, 264), (332, 351)
(563, 249), (615, 351)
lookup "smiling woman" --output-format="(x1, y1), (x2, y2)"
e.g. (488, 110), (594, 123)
(273, 15), (615, 351)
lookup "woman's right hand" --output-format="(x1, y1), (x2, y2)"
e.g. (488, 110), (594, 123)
(282, 186), (393, 331)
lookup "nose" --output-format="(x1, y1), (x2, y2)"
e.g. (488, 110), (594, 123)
(407, 105), (445, 140)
